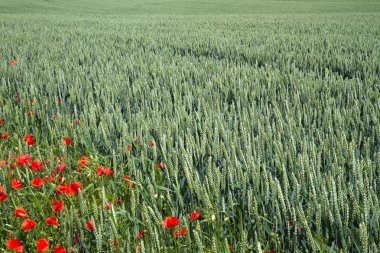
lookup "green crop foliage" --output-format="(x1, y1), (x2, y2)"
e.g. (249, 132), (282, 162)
(0, 0), (379, 252)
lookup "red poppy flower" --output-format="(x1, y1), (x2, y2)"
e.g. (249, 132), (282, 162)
(36, 238), (49, 252)
(1, 132), (8, 139)
(51, 200), (64, 213)
(24, 134), (34, 146)
(104, 202), (110, 209)
(161, 217), (179, 228)
(56, 183), (76, 195)
(136, 230), (144, 238)
(45, 216), (58, 226)
(27, 111), (33, 117)
(174, 226), (186, 238)
(56, 164), (66, 172)
(86, 220), (94, 231)
(11, 179), (22, 189)
(29, 160), (42, 171)
(148, 140), (155, 147)
(21, 218), (36, 231)
(77, 156), (87, 167)
(63, 138), (71, 145)
(52, 114), (57, 119)
(156, 163), (167, 170)
(55, 184), (68, 195)
(16, 154), (32, 165)
(0, 191), (7, 202)
(104, 167), (113, 175)
(96, 165), (105, 176)
(9, 59), (17, 66)
(31, 178), (45, 187)
(127, 144), (132, 152)
(14, 207), (27, 218)
(96, 165), (113, 176)
(52, 246), (65, 253)
(189, 210), (200, 220)
(264, 251), (274, 253)
(68, 182), (81, 195)
(6, 238), (23, 252)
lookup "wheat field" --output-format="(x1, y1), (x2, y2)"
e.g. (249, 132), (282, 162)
(0, 0), (380, 252)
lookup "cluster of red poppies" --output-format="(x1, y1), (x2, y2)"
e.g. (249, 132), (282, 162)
(7, 205), (65, 252)
(0, 124), (207, 252)
(0, 133), (74, 192)
(160, 210), (201, 239)
(1, 132), (87, 252)
(7, 238), (65, 253)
